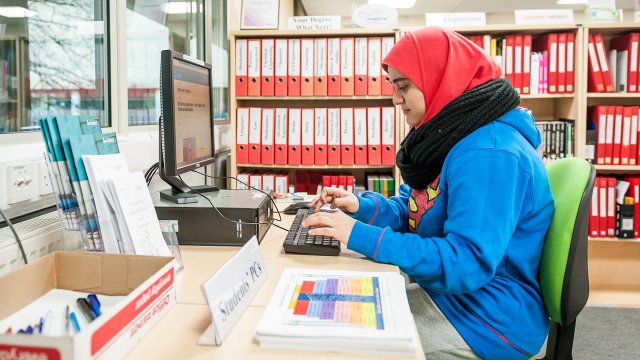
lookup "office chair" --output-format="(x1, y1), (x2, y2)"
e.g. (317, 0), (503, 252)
(539, 157), (596, 360)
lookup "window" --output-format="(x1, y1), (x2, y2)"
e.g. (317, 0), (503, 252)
(0, 1), (109, 134)
(126, 0), (205, 126)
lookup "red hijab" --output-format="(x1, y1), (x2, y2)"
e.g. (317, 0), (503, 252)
(382, 27), (502, 127)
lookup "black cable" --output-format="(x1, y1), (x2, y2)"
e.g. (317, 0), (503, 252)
(177, 174), (290, 232)
(145, 162), (159, 186)
(0, 207), (28, 265)
(191, 170), (285, 224)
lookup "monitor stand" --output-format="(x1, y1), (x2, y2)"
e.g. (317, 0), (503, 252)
(160, 185), (219, 204)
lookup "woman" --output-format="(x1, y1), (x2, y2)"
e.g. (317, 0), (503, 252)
(304, 27), (554, 359)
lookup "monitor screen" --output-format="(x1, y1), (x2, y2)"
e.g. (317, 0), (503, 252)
(172, 58), (213, 170)
(159, 50), (216, 199)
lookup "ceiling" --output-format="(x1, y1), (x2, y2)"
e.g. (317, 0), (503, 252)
(300, 0), (638, 17)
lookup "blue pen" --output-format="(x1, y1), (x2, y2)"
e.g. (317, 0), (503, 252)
(69, 312), (81, 334)
(26, 325), (33, 335)
(37, 317), (43, 334)
(87, 294), (101, 317)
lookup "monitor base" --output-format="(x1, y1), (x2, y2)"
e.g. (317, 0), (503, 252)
(159, 185), (220, 204)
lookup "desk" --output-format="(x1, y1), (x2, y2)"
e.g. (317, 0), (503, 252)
(127, 207), (425, 359)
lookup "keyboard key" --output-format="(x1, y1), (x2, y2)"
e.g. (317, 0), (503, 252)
(282, 208), (341, 256)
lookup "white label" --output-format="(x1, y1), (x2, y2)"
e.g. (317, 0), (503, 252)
(596, 41), (609, 72)
(354, 108), (367, 146)
(367, 107), (381, 144)
(275, 108), (287, 145)
(631, 113), (638, 146)
(615, 113), (623, 145)
(236, 39), (247, 76)
(201, 237), (266, 345)
(248, 40), (260, 77)
(382, 107), (395, 146)
(327, 38), (340, 76)
(598, 113), (607, 144)
(506, 44), (513, 74)
(588, 42), (600, 72)
(515, 43), (522, 74)
(288, 109), (301, 146)
(315, 108), (327, 145)
(606, 113), (614, 145)
(341, 38), (354, 77)
(314, 39), (327, 77)
(514, 9), (574, 25)
(559, 39), (566, 73)
(262, 175), (275, 192)
(262, 109), (274, 146)
(237, 108), (249, 144)
(328, 109), (341, 146)
(550, 42), (557, 72)
(288, 39), (300, 76)
(524, 43), (531, 73)
(355, 37), (367, 76)
(275, 39), (287, 76)
(287, 16), (341, 30)
(275, 176), (288, 193)
(425, 12), (486, 27)
(381, 37), (395, 74)
(341, 108), (353, 146)
(301, 39), (314, 77)
(249, 108), (261, 144)
(261, 39), (274, 76)
(591, 187), (598, 216)
(368, 38), (381, 77)
(623, 115), (631, 146)
(567, 38), (574, 72)
(301, 109), (314, 146)
(608, 185), (614, 216)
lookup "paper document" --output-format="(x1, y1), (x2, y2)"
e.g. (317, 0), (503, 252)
(255, 268), (416, 356)
(104, 172), (172, 257)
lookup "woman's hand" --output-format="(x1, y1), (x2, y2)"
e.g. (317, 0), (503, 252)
(309, 187), (359, 213)
(302, 210), (356, 246)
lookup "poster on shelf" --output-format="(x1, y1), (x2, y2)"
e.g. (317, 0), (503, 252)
(241, 0), (280, 30)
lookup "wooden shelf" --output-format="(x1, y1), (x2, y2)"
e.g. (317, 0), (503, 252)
(587, 92), (640, 98)
(589, 237), (640, 243)
(595, 165), (640, 172)
(586, 23), (640, 36)
(236, 96), (393, 101)
(403, 24), (579, 35)
(520, 94), (576, 99)
(588, 284), (640, 307)
(236, 164), (395, 170)
(232, 28), (396, 38)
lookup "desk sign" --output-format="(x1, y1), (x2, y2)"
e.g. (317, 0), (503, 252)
(425, 12), (486, 27)
(514, 9), (574, 25)
(198, 236), (266, 345)
(288, 16), (341, 30)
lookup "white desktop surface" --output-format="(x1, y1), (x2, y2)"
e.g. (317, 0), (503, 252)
(127, 206), (424, 359)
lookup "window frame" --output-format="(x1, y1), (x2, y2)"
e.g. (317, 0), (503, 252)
(3, 0), (224, 142)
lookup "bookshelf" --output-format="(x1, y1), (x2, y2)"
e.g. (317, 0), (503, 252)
(227, 25), (640, 305)
(229, 29), (401, 195)
(0, 36), (26, 133)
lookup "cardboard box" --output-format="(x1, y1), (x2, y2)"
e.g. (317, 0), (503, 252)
(0, 251), (176, 359)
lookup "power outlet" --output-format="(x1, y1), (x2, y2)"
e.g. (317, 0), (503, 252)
(37, 160), (53, 196)
(6, 162), (39, 205)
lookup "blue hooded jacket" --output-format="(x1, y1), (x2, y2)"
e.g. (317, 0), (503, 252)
(348, 108), (554, 359)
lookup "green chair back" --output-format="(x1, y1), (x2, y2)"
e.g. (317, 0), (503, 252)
(540, 157), (595, 325)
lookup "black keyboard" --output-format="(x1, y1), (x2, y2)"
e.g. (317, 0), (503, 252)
(283, 208), (341, 256)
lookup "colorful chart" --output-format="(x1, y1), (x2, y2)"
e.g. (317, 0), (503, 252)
(287, 276), (385, 330)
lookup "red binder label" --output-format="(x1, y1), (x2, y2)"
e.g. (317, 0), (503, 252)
(327, 108), (341, 165)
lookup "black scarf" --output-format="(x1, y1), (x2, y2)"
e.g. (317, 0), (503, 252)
(396, 78), (520, 190)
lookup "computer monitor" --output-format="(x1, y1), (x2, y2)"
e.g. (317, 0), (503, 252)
(159, 50), (217, 203)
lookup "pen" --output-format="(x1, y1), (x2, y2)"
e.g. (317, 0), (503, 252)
(65, 305), (71, 336)
(69, 312), (81, 334)
(87, 294), (101, 317)
(26, 325), (33, 335)
(41, 311), (52, 336)
(77, 298), (97, 322)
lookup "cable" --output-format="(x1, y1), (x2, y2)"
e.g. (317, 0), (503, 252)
(191, 170), (286, 224)
(145, 162), (159, 186)
(0, 207), (28, 265)
(177, 174), (290, 232)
